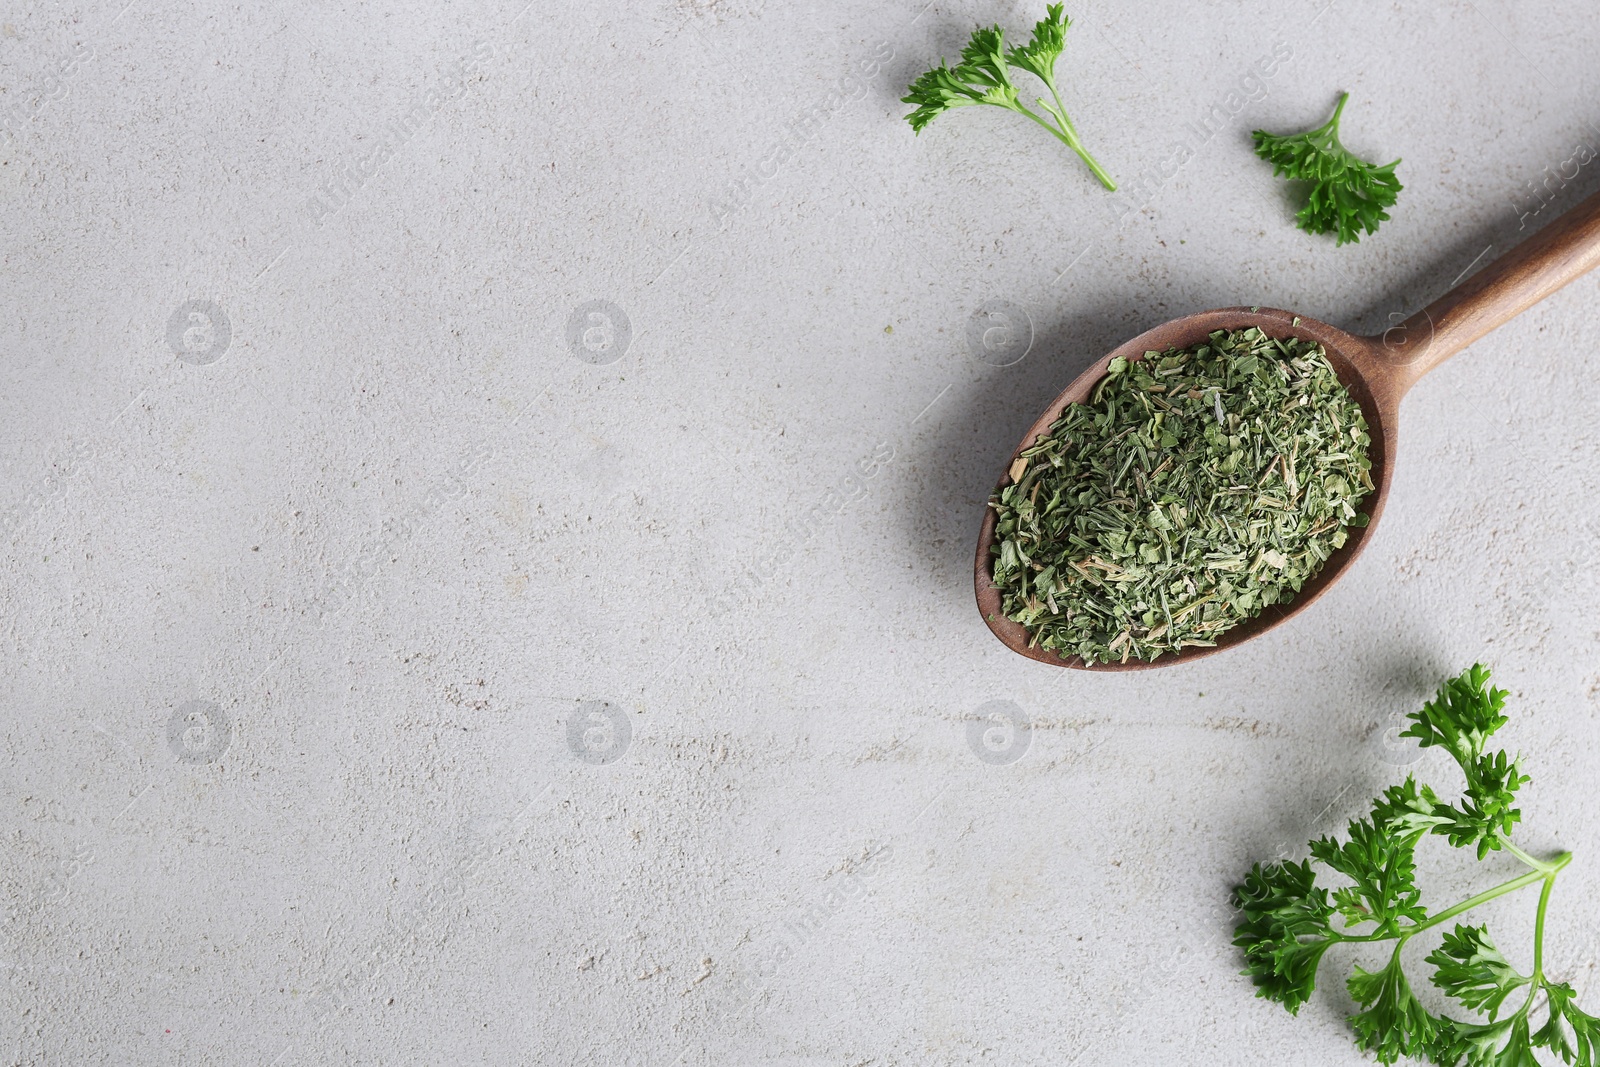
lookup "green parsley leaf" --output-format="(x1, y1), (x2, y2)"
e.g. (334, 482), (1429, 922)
(1428, 925), (1531, 1021)
(1252, 92), (1401, 245)
(1370, 775), (1454, 841)
(1003, 4), (1067, 85)
(902, 27), (1022, 127)
(1444, 1014), (1541, 1067)
(1404, 664), (1510, 762)
(952, 25), (1018, 108)
(1348, 950), (1450, 1065)
(1403, 664), (1531, 858)
(1532, 981), (1600, 1067)
(1309, 817), (1428, 936)
(1232, 859), (1337, 1014)
(1232, 665), (1592, 1067)
(1436, 748), (1532, 860)
(902, 59), (1011, 128)
(903, 5), (1116, 189)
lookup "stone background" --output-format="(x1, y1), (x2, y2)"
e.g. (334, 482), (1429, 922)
(3, 0), (1599, 1063)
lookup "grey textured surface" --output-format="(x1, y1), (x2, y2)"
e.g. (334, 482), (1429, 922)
(4, 0), (1600, 1064)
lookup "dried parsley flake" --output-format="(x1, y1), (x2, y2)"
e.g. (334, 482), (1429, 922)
(990, 327), (1372, 664)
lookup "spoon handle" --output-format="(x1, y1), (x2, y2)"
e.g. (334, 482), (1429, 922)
(1376, 186), (1600, 391)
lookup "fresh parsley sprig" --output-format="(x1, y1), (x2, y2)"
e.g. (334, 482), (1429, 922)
(1233, 665), (1592, 1066)
(1252, 92), (1402, 245)
(902, 4), (1116, 190)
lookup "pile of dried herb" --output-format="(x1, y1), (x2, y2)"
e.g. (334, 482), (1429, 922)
(989, 327), (1372, 663)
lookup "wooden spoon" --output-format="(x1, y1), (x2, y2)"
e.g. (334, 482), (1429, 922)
(974, 188), (1600, 670)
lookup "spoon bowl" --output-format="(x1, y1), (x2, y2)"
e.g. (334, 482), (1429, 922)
(975, 188), (1600, 669)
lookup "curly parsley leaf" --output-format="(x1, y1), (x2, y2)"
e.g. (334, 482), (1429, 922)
(1404, 664), (1531, 858)
(1438, 1014), (1543, 1067)
(903, 5), (1116, 189)
(1347, 950), (1451, 1065)
(1438, 748), (1532, 859)
(1252, 92), (1401, 245)
(1310, 817), (1428, 936)
(1371, 775), (1454, 841)
(1539, 984), (1600, 1066)
(1532, 981), (1600, 1067)
(1232, 665), (1590, 1067)
(1428, 925), (1531, 1021)
(902, 58), (1010, 128)
(1002, 4), (1066, 86)
(1404, 664), (1510, 762)
(1232, 859), (1338, 1014)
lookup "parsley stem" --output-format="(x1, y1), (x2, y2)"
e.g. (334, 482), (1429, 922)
(1376, 849), (1570, 946)
(1497, 836), (1569, 875)
(1013, 104), (1109, 188)
(1025, 90), (1117, 191)
(1043, 83), (1116, 191)
(1397, 868), (1548, 943)
(1532, 867), (1561, 981)
(1509, 864), (1566, 1020)
(1329, 90), (1349, 129)
(1406, 869), (1546, 940)
(1335, 867), (1550, 946)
